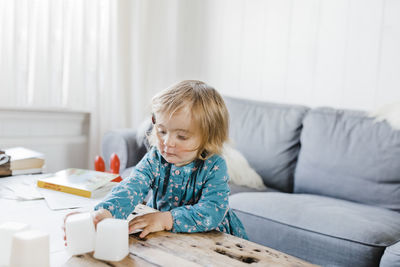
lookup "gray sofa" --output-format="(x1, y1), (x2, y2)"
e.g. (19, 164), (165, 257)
(101, 96), (400, 267)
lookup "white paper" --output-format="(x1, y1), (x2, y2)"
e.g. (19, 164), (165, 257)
(6, 181), (43, 200)
(0, 173), (117, 210)
(0, 174), (47, 200)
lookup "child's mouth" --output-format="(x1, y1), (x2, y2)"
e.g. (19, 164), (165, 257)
(164, 151), (176, 157)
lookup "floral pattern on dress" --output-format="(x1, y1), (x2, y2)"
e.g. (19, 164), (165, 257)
(94, 146), (248, 239)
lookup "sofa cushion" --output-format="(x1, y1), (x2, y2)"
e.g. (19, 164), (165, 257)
(294, 107), (400, 212)
(228, 183), (277, 195)
(380, 241), (400, 267)
(224, 96), (309, 192)
(230, 192), (400, 266)
(294, 108), (400, 211)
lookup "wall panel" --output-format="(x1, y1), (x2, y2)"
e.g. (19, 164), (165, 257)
(376, 0), (400, 105)
(285, 0), (320, 105)
(239, 0), (267, 98)
(195, 0), (400, 111)
(260, 0), (293, 102)
(313, 0), (348, 108)
(341, 0), (383, 110)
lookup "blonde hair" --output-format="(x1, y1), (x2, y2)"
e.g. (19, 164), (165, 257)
(149, 80), (229, 160)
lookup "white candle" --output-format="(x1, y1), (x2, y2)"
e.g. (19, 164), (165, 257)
(94, 218), (129, 261)
(65, 212), (96, 255)
(0, 222), (30, 266)
(9, 230), (49, 267)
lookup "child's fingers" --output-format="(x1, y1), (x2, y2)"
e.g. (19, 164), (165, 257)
(63, 233), (67, 246)
(63, 212), (78, 235)
(139, 228), (151, 239)
(63, 230), (67, 246)
(129, 221), (147, 234)
(129, 214), (147, 224)
(93, 216), (100, 225)
(129, 217), (144, 226)
(129, 217), (146, 228)
(93, 211), (108, 227)
(62, 219), (68, 245)
(63, 211), (80, 224)
(92, 209), (112, 226)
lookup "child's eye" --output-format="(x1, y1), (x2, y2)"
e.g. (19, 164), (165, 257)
(177, 135), (187, 140)
(157, 130), (166, 135)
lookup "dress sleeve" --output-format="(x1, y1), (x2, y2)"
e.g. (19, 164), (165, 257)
(170, 156), (230, 233)
(94, 148), (158, 219)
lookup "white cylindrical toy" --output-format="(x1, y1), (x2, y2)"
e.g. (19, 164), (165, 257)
(0, 221), (30, 266)
(94, 218), (129, 261)
(65, 212), (96, 255)
(9, 229), (49, 267)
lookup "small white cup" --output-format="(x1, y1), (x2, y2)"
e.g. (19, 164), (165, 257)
(0, 222), (30, 266)
(94, 218), (129, 261)
(9, 229), (49, 267)
(65, 212), (96, 255)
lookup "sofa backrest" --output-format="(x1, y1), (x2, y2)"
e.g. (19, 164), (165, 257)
(294, 107), (400, 212)
(224, 96), (309, 192)
(102, 120), (151, 173)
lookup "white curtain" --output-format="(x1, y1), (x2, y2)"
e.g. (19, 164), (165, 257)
(0, 0), (225, 168)
(0, 0), (137, 165)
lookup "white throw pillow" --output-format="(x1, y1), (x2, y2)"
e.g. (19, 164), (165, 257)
(221, 144), (267, 190)
(369, 102), (400, 130)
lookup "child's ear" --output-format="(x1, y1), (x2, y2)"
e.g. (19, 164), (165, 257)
(152, 113), (156, 124)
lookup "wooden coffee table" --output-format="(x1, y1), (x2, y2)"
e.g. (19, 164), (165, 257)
(64, 205), (318, 267)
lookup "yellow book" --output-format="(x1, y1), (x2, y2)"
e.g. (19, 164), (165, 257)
(37, 168), (120, 198)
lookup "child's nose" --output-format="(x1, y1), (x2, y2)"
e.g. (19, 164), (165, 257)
(163, 135), (175, 147)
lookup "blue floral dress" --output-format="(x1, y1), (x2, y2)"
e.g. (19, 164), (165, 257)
(95, 146), (248, 239)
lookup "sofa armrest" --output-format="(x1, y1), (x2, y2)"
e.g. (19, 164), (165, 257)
(380, 240), (400, 267)
(101, 120), (151, 173)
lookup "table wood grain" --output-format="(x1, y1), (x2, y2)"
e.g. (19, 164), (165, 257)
(64, 204), (318, 267)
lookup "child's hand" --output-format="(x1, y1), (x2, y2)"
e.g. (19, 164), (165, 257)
(92, 208), (113, 226)
(129, 211), (173, 238)
(62, 209), (112, 246)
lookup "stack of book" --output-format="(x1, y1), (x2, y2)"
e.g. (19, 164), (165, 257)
(0, 150), (12, 176)
(0, 147), (45, 176)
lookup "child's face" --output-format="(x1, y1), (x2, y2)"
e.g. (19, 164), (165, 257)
(154, 107), (202, 166)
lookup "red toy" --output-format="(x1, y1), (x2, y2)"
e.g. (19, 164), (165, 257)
(95, 153), (122, 182)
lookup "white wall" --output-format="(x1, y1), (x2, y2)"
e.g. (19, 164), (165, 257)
(137, 0), (400, 112)
(0, 108), (90, 173)
(2, 0), (399, 119)
(1, 0), (399, 172)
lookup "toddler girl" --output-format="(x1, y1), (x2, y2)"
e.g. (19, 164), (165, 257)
(74, 80), (247, 240)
